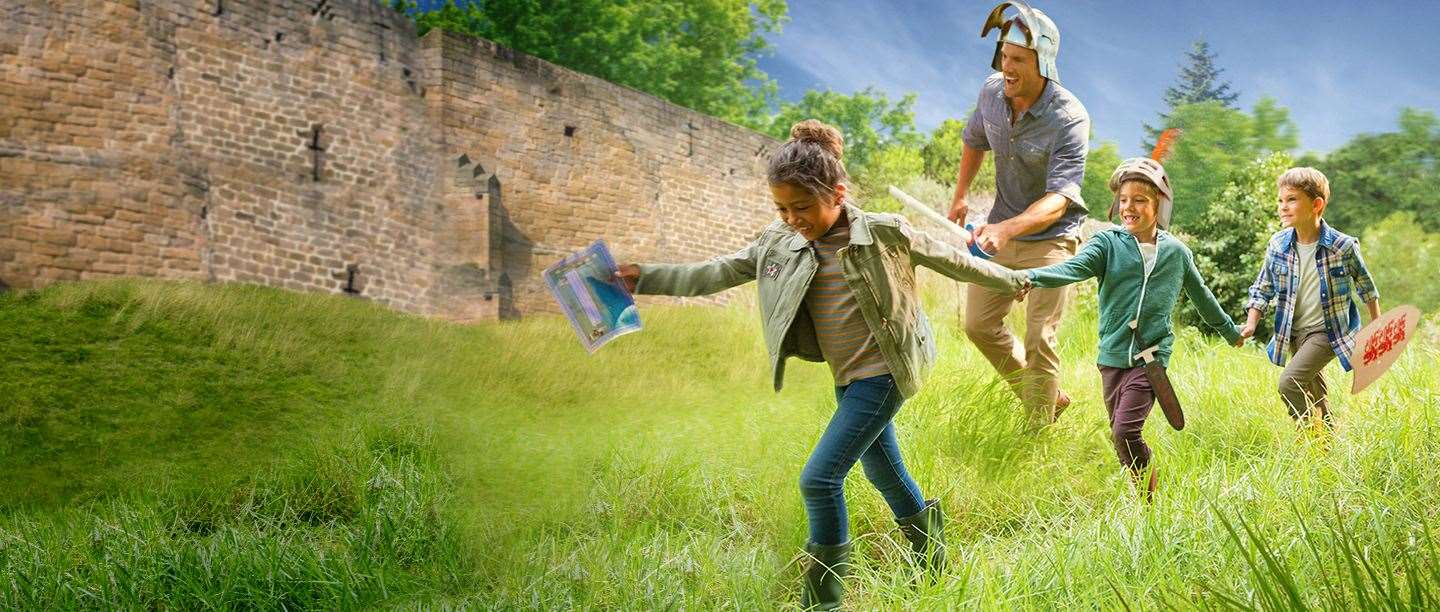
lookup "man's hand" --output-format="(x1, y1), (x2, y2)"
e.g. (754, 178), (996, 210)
(973, 223), (1013, 255)
(614, 264), (640, 293)
(947, 192), (969, 225)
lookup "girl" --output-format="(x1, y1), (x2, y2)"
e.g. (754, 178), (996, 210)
(1023, 157), (1241, 499)
(615, 120), (1028, 609)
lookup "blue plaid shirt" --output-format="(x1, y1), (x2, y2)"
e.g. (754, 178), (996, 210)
(1246, 220), (1379, 371)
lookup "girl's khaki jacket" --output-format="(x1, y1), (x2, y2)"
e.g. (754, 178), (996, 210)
(637, 203), (1028, 398)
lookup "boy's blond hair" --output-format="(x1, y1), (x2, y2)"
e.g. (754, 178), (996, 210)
(1277, 167), (1330, 204)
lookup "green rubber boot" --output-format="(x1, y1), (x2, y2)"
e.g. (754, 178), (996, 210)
(801, 540), (853, 611)
(895, 498), (946, 579)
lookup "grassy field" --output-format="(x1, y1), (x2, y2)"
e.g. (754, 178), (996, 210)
(2, 278), (1438, 609)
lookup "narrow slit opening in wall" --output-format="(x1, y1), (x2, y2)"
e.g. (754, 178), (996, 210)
(343, 265), (361, 295)
(275, 32), (284, 42)
(213, 0), (223, 16)
(307, 125), (326, 182)
(373, 21), (391, 62)
(564, 126), (576, 137)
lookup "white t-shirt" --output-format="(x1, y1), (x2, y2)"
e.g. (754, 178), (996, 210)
(1293, 241), (1325, 332)
(1138, 242), (1158, 277)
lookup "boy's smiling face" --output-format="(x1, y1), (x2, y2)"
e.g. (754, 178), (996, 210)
(1117, 180), (1159, 241)
(1277, 185), (1324, 229)
(772, 182), (845, 241)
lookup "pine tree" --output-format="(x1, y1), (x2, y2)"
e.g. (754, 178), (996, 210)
(1143, 40), (1240, 149)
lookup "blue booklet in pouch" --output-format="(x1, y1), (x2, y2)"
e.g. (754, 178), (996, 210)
(543, 239), (642, 353)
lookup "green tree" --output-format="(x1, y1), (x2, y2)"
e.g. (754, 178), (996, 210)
(920, 118), (995, 194)
(853, 144), (925, 213)
(1158, 102), (1255, 228)
(1144, 39), (1240, 149)
(766, 87), (921, 175)
(389, 0), (787, 129)
(1360, 212), (1440, 314)
(1081, 141), (1123, 220)
(1159, 98), (1298, 229)
(1250, 97), (1300, 153)
(1316, 108), (1440, 233)
(1180, 151), (1293, 337)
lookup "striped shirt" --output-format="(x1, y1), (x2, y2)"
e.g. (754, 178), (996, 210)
(806, 221), (890, 385)
(1246, 220), (1379, 372)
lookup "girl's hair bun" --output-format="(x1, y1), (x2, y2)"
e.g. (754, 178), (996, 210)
(789, 120), (843, 159)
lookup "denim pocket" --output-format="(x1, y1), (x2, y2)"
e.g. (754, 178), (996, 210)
(1017, 141), (1046, 166)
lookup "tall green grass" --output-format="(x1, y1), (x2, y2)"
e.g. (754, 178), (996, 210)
(1, 278), (1437, 608)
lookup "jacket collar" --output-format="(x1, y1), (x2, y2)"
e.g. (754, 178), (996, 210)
(784, 201), (873, 250)
(1116, 226), (1171, 246)
(1279, 219), (1339, 251)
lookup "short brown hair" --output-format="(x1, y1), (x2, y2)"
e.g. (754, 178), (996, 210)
(1277, 167), (1330, 203)
(1107, 178), (1160, 225)
(766, 120), (848, 197)
(1119, 177), (1160, 200)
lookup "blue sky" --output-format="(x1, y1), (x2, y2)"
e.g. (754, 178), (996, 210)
(757, 0), (1440, 157)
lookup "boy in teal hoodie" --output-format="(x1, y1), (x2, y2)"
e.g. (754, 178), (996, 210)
(1025, 158), (1241, 498)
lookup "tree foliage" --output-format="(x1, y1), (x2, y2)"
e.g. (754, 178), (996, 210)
(1081, 141), (1123, 220)
(1160, 99), (1298, 229)
(389, 0), (787, 129)
(1144, 39), (1240, 149)
(1180, 151), (1293, 337)
(1314, 108), (1440, 234)
(1360, 211), (1440, 314)
(765, 87), (921, 175)
(919, 118), (996, 195)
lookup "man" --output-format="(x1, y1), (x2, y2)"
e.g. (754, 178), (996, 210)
(949, 1), (1090, 423)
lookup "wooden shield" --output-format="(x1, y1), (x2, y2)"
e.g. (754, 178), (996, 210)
(1351, 305), (1422, 394)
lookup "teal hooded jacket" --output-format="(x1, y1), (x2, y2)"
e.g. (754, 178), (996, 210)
(1027, 227), (1241, 368)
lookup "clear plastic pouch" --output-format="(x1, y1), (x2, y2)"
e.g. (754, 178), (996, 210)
(543, 239), (642, 353)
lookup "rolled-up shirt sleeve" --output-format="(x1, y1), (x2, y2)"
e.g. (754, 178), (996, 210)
(961, 105), (991, 151)
(1045, 113), (1088, 207)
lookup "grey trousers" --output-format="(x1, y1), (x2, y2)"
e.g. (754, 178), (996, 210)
(1279, 327), (1334, 423)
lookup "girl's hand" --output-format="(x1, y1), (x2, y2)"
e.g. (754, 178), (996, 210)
(1014, 277), (1032, 302)
(614, 264), (640, 294)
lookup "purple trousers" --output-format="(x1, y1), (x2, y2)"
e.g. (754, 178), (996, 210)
(1099, 365), (1155, 470)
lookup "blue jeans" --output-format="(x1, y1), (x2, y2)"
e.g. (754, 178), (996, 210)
(799, 374), (927, 545)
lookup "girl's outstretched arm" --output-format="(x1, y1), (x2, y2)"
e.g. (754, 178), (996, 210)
(901, 220), (1027, 294)
(1025, 234), (1107, 289)
(619, 239), (760, 298)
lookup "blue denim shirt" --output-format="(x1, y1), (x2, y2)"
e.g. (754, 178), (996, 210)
(962, 73), (1090, 242)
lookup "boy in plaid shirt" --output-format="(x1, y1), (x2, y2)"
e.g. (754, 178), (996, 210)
(1238, 167), (1380, 427)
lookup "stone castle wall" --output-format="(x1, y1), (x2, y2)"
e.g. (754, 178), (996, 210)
(1, 0), (779, 320)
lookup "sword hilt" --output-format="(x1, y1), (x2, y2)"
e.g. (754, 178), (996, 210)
(1130, 319), (1160, 364)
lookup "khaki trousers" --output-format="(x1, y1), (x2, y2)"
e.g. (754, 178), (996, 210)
(963, 235), (1078, 422)
(1279, 327), (1334, 425)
